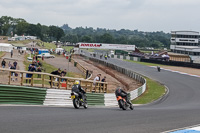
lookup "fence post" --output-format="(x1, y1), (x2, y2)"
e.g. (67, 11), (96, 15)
(66, 79), (68, 90)
(58, 77), (61, 89)
(20, 72), (23, 86)
(42, 74), (44, 88)
(8, 71), (11, 85)
(31, 74), (33, 86)
(51, 76), (53, 88)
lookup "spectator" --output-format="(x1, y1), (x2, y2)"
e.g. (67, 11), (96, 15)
(49, 68), (61, 86)
(8, 61), (11, 68)
(36, 66), (42, 78)
(1, 59), (6, 68)
(61, 69), (67, 82)
(11, 50), (13, 58)
(26, 65), (36, 83)
(93, 74), (101, 91)
(10, 64), (16, 81)
(35, 55), (38, 61)
(101, 76), (106, 91)
(13, 60), (17, 69)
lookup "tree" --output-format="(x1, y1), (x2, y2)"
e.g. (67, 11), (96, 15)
(81, 35), (92, 42)
(100, 33), (114, 43)
(16, 20), (29, 35)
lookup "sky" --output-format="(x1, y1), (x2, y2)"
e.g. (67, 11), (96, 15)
(0, 0), (200, 33)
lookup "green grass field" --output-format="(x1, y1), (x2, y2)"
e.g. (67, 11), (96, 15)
(0, 52), (5, 58)
(62, 46), (74, 52)
(132, 77), (166, 104)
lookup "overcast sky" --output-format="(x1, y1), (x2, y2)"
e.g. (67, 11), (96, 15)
(0, 0), (200, 33)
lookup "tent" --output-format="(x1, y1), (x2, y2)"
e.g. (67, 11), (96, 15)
(0, 43), (13, 52)
(55, 48), (64, 54)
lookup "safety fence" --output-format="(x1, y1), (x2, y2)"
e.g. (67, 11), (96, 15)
(0, 68), (108, 93)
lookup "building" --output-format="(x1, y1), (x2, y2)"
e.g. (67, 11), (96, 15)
(0, 43), (13, 52)
(8, 35), (37, 41)
(170, 31), (200, 63)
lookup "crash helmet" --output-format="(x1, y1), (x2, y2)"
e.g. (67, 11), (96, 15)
(74, 80), (80, 85)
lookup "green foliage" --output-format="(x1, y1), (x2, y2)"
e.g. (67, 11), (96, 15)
(0, 16), (170, 48)
(0, 52), (5, 58)
(0, 16), (65, 42)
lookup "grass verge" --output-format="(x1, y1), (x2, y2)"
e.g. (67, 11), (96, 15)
(132, 77), (166, 104)
(0, 52), (5, 58)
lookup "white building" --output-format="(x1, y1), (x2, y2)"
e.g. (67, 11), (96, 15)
(170, 31), (200, 63)
(0, 43), (14, 52)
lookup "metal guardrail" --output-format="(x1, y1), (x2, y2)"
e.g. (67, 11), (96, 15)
(0, 68), (108, 93)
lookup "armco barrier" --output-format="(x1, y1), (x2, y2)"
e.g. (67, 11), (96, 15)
(0, 84), (46, 105)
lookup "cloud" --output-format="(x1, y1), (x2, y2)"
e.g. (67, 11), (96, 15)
(0, 0), (200, 32)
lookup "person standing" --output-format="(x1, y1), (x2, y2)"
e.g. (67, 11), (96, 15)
(101, 76), (106, 92)
(93, 74), (101, 91)
(1, 59), (6, 68)
(13, 60), (17, 69)
(11, 50), (13, 58)
(61, 69), (67, 82)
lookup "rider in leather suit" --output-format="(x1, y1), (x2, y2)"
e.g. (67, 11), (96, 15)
(115, 87), (131, 105)
(72, 80), (86, 102)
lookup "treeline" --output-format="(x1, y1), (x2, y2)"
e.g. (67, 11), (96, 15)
(0, 16), (64, 42)
(0, 16), (170, 48)
(61, 24), (170, 48)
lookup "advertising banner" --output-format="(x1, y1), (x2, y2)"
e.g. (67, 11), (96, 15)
(78, 43), (135, 50)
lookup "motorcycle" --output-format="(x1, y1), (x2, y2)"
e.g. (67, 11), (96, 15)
(116, 96), (134, 110)
(157, 66), (161, 72)
(71, 92), (88, 109)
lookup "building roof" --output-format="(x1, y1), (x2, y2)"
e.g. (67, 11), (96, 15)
(0, 43), (13, 47)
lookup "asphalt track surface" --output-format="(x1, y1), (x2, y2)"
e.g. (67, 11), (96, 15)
(1, 53), (200, 133)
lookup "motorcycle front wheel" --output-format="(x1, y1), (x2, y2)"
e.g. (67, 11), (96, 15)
(130, 104), (134, 110)
(83, 102), (88, 109)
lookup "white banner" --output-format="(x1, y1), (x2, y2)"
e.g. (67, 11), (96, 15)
(78, 43), (135, 50)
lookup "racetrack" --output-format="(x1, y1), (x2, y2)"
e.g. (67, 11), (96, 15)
(1, 53), (200, 133)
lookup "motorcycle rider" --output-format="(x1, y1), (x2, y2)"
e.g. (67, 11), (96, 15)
(71, 80), (86, 102)
(115, 87), (131, 105)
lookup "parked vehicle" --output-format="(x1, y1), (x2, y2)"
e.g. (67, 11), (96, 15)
(37, 53), (55, 58)
(116, 95), (134, 110)
(70, 91), (88, 109)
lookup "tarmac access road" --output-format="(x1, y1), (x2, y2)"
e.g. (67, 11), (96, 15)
(1, 52), (200, 133)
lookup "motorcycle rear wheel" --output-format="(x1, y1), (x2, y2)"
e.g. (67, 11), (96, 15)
(73, 98), (80, 109)
(119, 100), (127, 110)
